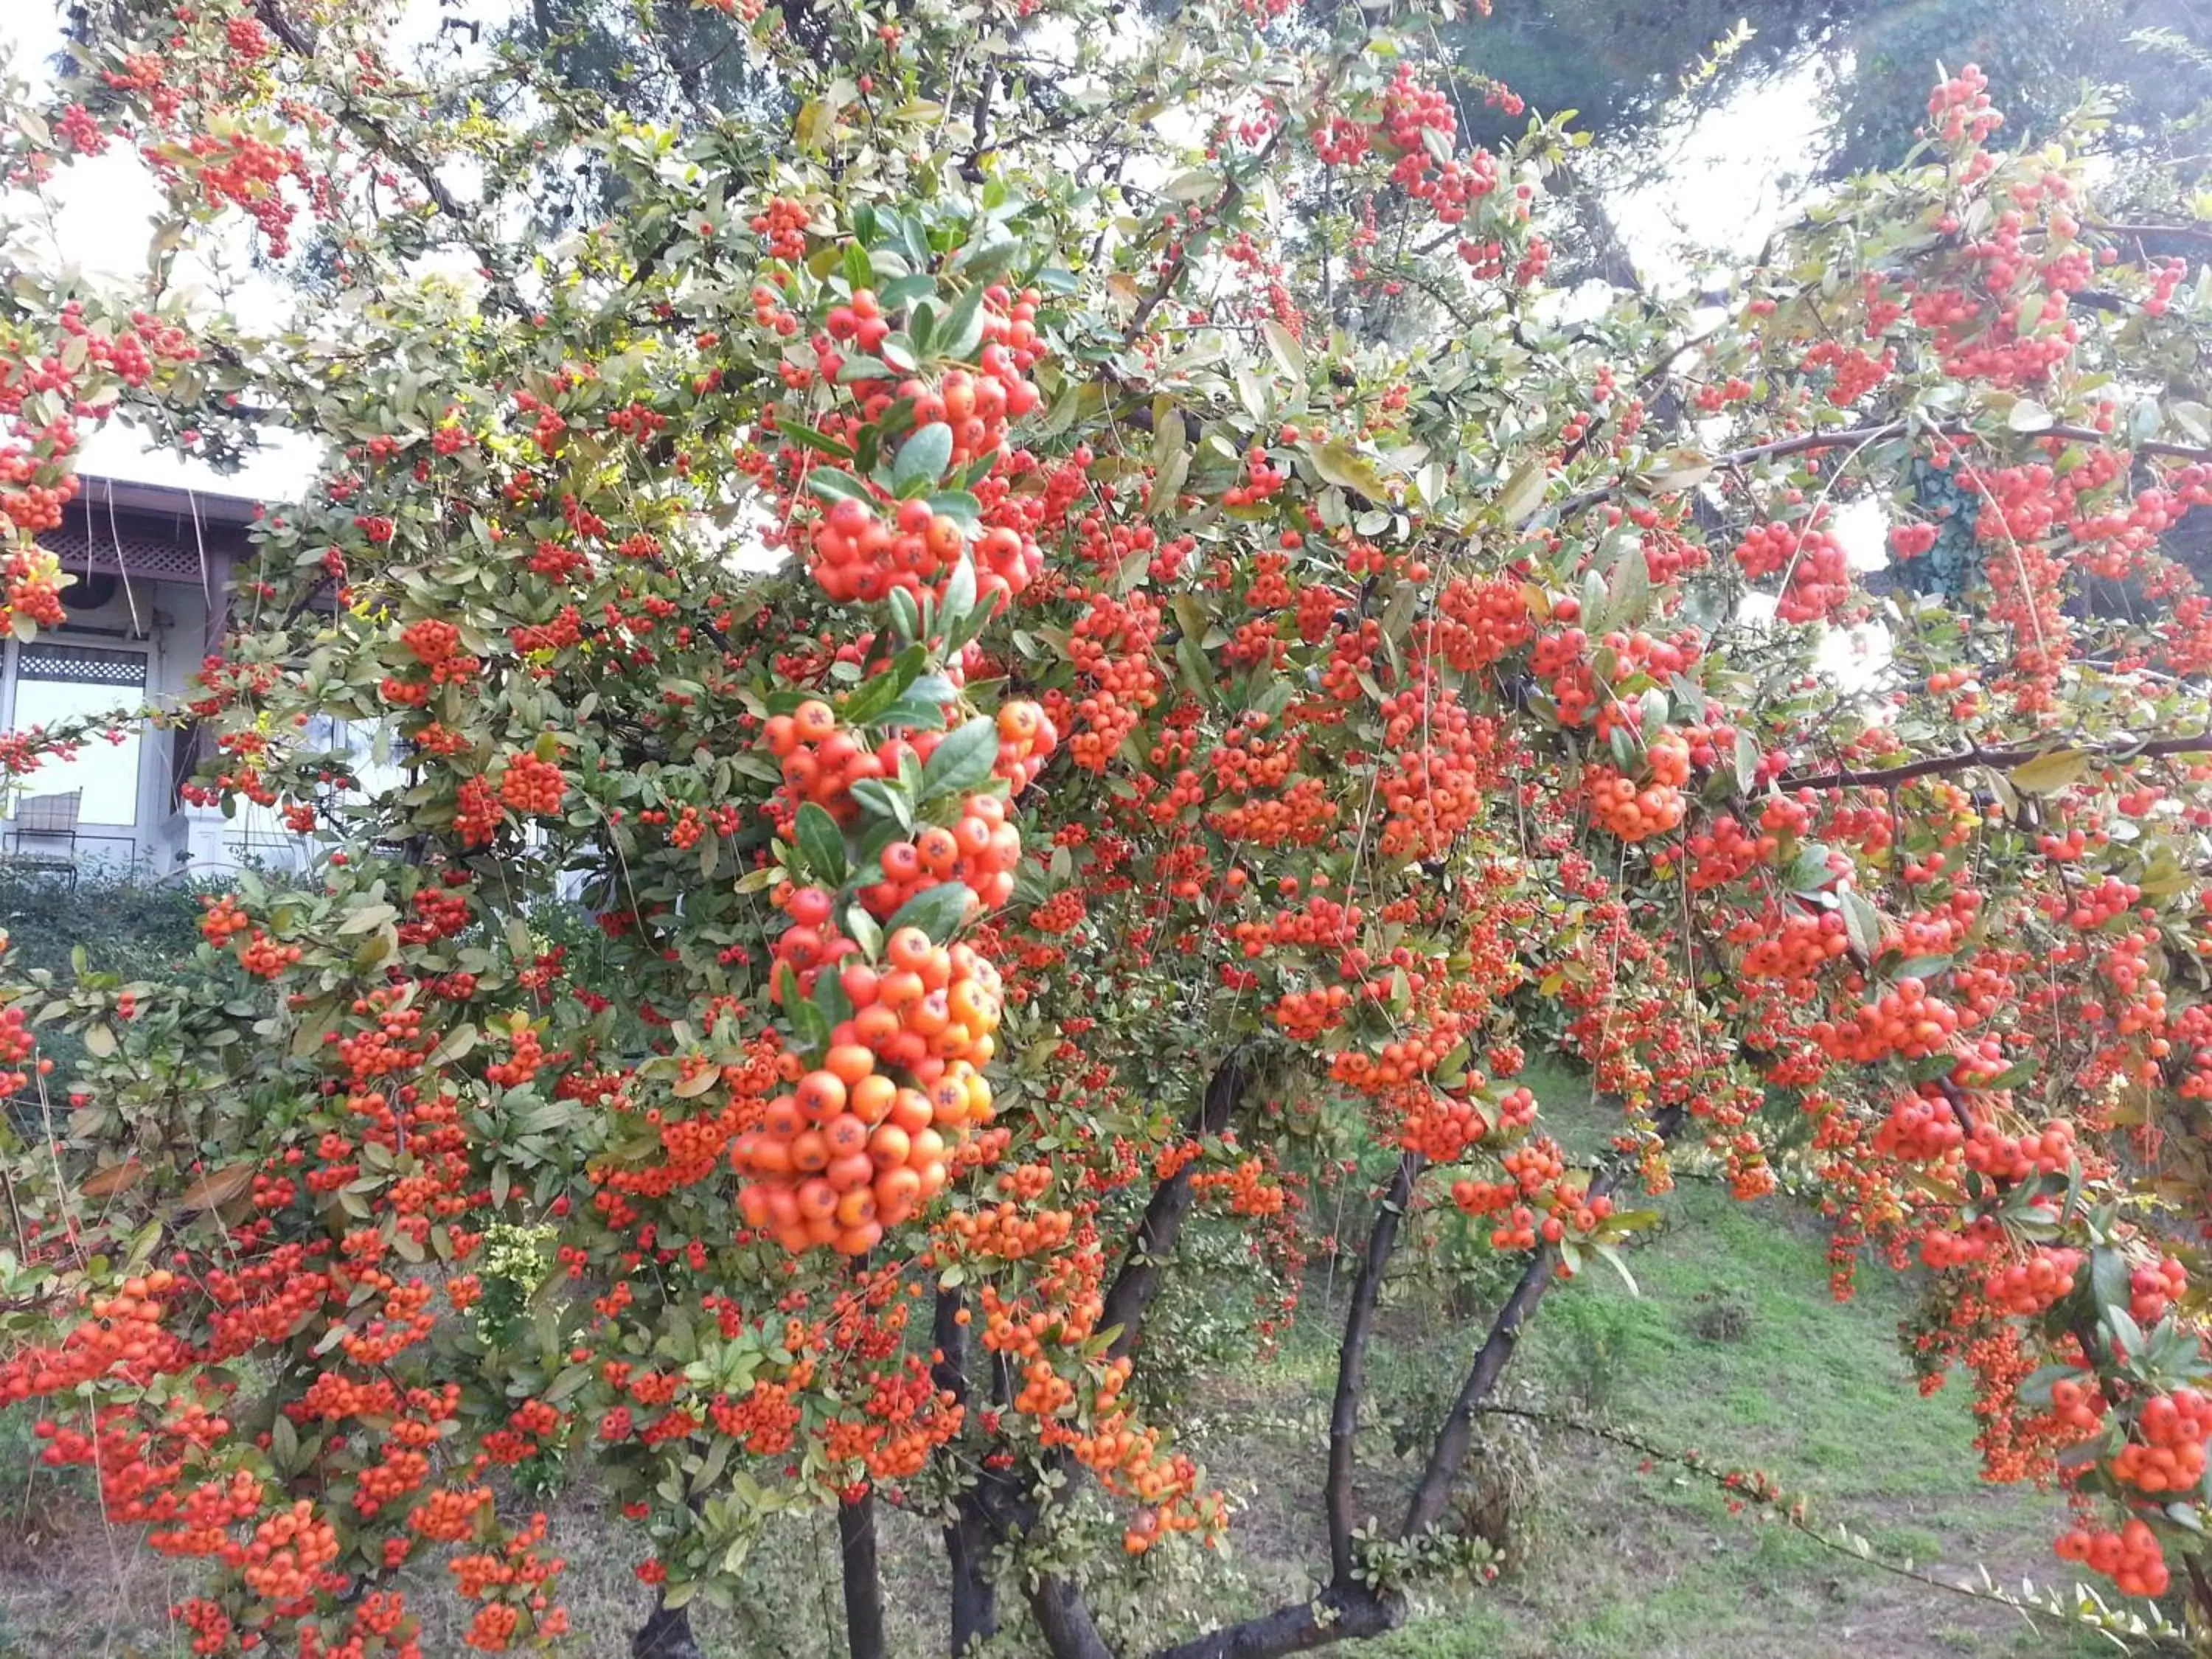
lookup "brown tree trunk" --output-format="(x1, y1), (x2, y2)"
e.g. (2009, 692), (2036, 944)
(632, 1599), (703, 1659)
(840, 1489), (888, 1659)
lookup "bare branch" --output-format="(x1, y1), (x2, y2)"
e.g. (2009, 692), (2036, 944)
(1325, 1153), (1422, 1585)
(1098, 1044), (1256, 1360)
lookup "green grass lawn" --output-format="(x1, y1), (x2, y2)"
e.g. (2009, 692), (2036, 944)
(1169, 1163), (2160, 1659)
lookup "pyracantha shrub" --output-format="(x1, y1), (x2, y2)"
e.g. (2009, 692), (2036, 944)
(0, 3), (2209, 1657)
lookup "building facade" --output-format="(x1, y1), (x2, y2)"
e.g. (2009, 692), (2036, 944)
(15, 473), (314, 879)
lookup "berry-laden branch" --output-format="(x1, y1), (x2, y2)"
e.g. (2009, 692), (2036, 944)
(1021, 1047), (1267, 1657)
(1124, 99), (1307, 344)
(1775, 731), (2212, 793)
(1547, 417), (2212, 524)
(248, 0), (518, 305)
(933, 1287), (999, 1651)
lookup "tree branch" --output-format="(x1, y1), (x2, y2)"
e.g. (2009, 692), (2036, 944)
(1401, 1103), (1680, 1540)
(1097, 1044), (1256, 1360)
(1029, 1573), (1118, 1659)
(1775, 731), (2212, 793)
(933, 1287), (998, 1652)
(1547, 417), (2212, 525)
(1124, 109), (1304, 344)
(1143, 1584), (1400, 1659)
(251, 0), (519, 307)
(2087, 220), (2212, 247)
(1325, 1152), (1422, 1585)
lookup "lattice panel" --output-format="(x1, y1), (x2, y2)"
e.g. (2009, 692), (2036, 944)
(38, 520), (228, 583)
(17, 643), (148, 686)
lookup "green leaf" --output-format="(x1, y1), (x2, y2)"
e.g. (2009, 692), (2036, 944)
(1644, 451), (1713, 493)
(956, 237), (1024, 282)
(785, 990), (832, 1055)
(922, 717), (1000, 800)
(426, 1021), (479, 1067)
(838, 647), (927, 724)
(807, 468), (876, 504)
(777, 419), (855, 460)
(813, 957), (854, 1028)
(1261, 320), (1306, 382)
(887, 880), (975, 942)
(1150, 408), (1189, 515)
(1234, 365), (1270, 423)
(894, 423), (955, 494)
(1608, 545), (1651, 625)
(939, 283), (986, 361)
(1733, 729), (1761, 794)
(927, 490), (981, 528)
(794, 803), (847, 884)
(1498, 456), (1547, 523)
(1788, 842), (1835, 893)
(878, 273), (935, 309)
(1311, 439), (1386, 500)
(872, 689), (954, 733)
(1838, 889), (1882, 960)
(849, 776), (914, 831)
(2008, 748), (2090, 795)
(1592, 1242), (1640, 1297)
(1891, 954), (1954, 981)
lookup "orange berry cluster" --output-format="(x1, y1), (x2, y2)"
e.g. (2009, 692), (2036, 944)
(860, 807), (1021, 920)
(1374, 686), (1500, 859)
(2129, 1256), (2188, 1326)
(1734, 520), (1851, 622)
(2056, 1517), (2168, 1598)
(2110, 1388), (2211, 1494)
(992, 699), (1057, 790)
(1736, 908), (1851, 982)
(1399, 1090), (1491, 1161)
(807, 492), (1039, 610)
(1811, 978), (1961, 1062)
(498, 754), (566, 815)
(763, 698), (915, 827)
(735, 929), (1001, 1256)
(1419, 575), (1533, 672)
(1962, 1119), (2074, 1181)
(237, 930), (303, 978)
(1585, 763), (1684, 843)
(1983, 1245), (2081, 1315)
(1064, 590), (1164, 770)
(1871, 1089), (1965, 1161)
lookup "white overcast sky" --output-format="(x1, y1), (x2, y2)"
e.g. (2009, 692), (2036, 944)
(0, 3), (1825, 507)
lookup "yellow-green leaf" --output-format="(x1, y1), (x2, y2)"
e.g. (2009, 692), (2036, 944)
(2008, 747), (2091, 795)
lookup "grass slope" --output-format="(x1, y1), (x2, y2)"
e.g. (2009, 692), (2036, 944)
(1181, 1173), (2144, 1659)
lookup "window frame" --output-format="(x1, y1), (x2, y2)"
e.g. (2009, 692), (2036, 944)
(0, 632), (158, 832)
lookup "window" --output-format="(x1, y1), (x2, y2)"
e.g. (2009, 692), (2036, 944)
(224, 715), (406, 866)
(10, 643), (147, 825)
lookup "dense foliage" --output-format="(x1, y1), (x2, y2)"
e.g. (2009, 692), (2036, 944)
(5, 1), (2212, 1655)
